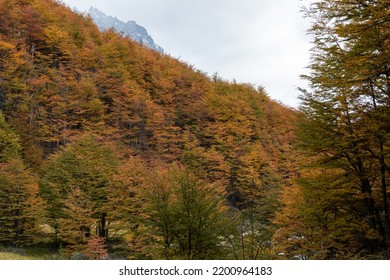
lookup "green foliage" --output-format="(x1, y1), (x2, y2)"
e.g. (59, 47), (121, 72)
(106, 156), (151, 256)
(40, 135), (119, 249)
(148, 165), (231, 259)
(0, 114), (42, 246)
(0, 159), (42, 246)
(294, 0), (390, 258)
(0, 113), (21, 162)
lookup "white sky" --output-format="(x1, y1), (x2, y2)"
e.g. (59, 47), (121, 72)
(60, 0), (312, 108)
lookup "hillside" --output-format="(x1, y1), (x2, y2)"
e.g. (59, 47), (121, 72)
(0, 0), (298, 259)
(0, 0), (385, 261)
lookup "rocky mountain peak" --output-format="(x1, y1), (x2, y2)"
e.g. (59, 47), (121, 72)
(88, 7), (164, 53)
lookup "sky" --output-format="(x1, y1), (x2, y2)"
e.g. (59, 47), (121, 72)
(60, 0), (312, 108)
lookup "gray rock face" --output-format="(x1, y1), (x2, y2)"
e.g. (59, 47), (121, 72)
(88, 7), (164, 53)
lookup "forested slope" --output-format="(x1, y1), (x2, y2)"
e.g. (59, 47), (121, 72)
(0, 0), (297, 259)
(1, 0), (388, 261)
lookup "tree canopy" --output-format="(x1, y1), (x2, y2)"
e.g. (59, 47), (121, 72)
(7, 0), (388, 260)
(273, 0), (390, 259)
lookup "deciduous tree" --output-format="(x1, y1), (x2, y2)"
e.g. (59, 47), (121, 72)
(0, 113), (42, 246)
(148, 165), (230, 259)
(297, 0), (390, 258)
(40, 135), (119, 248)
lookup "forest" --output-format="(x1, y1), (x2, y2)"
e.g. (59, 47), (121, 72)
(0, 0), (388, 260)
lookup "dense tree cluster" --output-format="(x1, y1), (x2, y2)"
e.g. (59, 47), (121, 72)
(2, 0), (386, 260)
(0, 0), (296, 259)
(0, 113), (42, 246)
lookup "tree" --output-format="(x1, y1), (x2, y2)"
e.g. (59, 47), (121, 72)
(0, 113), (42, 246)
(226, 205), (275, 260)
(297, 0), (390, 258)
(147, 165), (231, 259)
(83, 235), (108, 260)
(0, 0), (300, 260)
(40, 135), (119, 248)
(107, 156), (151, 254)
(0, 112), (21, 162)
(0, 160), (42, 246)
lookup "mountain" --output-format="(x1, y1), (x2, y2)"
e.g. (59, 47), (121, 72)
(0, 0), (297, 259)
(88, 6), (164, 53)
(0, 0), (387, 261)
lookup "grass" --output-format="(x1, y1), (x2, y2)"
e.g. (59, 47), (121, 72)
(0, 252), (34, 260)
(0, 246), (61, 260)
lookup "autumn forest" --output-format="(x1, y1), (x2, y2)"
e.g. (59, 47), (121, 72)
(0, 0), (389, 260)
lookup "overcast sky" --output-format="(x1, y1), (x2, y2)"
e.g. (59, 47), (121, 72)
(60, 0), (312, 108)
